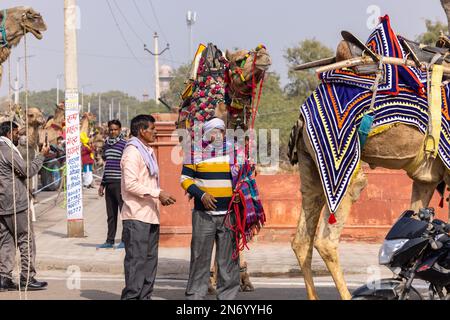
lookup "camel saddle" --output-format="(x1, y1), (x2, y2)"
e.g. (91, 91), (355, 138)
(337, 32), (450, 76)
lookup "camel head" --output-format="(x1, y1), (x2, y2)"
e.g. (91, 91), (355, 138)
(81, 112), (96, 123)
(226, 45), (272, 97)
(26, 107), (45, 128)
(1, 7), (46, 47)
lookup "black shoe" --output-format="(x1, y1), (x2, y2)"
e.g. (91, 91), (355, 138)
(0, 276), (18, 292)
(20, 277), (48, 291)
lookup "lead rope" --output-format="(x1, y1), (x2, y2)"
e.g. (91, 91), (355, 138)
(8, 57), (23, 300)
(24, 33), (31, 299)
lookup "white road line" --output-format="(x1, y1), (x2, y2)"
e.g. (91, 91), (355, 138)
(36, 276), (430, 290)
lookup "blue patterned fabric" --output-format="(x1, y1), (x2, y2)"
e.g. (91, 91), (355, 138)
(299, 15), (439, 214)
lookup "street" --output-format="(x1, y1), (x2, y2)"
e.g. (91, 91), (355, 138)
(0, 270), (372, 300)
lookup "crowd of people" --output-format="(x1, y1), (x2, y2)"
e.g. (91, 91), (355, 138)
(0, 114), (242, 300)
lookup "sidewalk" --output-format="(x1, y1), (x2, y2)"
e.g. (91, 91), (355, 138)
(32, 188), (391, 279)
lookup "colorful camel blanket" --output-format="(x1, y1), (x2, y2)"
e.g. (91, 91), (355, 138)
(300, 15), (450, 214)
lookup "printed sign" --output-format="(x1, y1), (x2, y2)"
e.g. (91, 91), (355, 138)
(65, 89), (83, 220)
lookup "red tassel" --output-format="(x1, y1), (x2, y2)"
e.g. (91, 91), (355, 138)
(328, 213), (337, 225)
(439, 197), (444, 208)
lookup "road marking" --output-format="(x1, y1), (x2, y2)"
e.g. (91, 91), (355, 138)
(36, 276), (430, 290)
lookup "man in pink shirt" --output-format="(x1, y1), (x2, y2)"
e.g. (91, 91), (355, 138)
(120, 114), (176, 300)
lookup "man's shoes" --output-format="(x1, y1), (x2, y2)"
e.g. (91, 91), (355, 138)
(115, 242), (125, 250)
(97, 242), (114, 249)
(0, 276), (18, 292)
(19, 277), (47, 291)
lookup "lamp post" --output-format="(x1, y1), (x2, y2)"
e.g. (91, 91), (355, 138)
(13, 55), (35, 105)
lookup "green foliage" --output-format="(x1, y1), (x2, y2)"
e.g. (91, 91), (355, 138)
(160, 63), (191, 108)
(416, 19), (448, 45)
(284, 39), (333, 101)
(17, 89), (167, 126)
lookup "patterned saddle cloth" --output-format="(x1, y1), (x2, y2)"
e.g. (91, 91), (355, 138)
(300, 15), (450, 214)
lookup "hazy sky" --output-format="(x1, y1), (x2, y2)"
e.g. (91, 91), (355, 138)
(0, 0), (447, 101)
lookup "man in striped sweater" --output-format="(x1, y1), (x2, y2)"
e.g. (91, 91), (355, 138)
(181, 118), (240, 300)
(97, 120), (127, 249)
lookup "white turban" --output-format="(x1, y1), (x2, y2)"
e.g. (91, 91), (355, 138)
(203, 118), (225, 137)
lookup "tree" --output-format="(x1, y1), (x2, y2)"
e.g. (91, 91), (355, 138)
(415, 19), (447, 45)
(160, 63), (191, 108)
(284, 39), (333, 102)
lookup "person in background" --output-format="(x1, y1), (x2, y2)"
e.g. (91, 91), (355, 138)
(0, 121), (50, 291)
(80, 132), (94, 188)
(120, 114), (176, 300)
(97, 120), (127, 250)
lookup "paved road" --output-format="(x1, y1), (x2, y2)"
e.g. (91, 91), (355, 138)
(0, 270), (432, 300)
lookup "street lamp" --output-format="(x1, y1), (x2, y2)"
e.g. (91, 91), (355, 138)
(12, 55), (35, 105)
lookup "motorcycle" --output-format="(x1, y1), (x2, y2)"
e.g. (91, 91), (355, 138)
(352, 208), (450, 300)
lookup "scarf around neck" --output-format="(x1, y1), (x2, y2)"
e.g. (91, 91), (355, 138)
(126, 137), (159, 180)
(106, 133), (124, 146)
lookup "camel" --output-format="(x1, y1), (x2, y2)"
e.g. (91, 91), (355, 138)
(80, 112), (96, 136)
(17, 106), (46, 161)
(176, 44), (271, 293)
(42, 102), (65, 146)
(0, 7), (46, 86)
(288, 0), (450, 301)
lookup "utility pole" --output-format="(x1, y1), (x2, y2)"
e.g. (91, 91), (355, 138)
(111, 98), (115, 119)
(144, 33), (169, 105)
(98, 93), (102, 125)
(64, 0), (84, 237)
(88, 102), (91, 114)
(186, 11), (197, 60)
(126, 105), (129, 125)
(109, 103), (112, 120)
(118, 101), (121, 122)
(80, 84), (91, 113)
(56, 73), (64, 104)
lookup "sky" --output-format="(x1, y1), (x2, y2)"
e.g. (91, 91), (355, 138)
(0, 0), (448, 101)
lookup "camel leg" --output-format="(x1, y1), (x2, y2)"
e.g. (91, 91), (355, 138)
(291, 146), (326, 300)
(410, 180), (439, 213)
(314, 169), (368, 300)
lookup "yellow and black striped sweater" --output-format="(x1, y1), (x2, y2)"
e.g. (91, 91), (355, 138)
(180, 155), (232, 215)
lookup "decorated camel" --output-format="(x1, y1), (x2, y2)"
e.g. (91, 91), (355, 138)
(176, 43), (271, 293)
(287, 1), (450, 300)
(0, 7), (46, 86)
(41, 102), (65, 145)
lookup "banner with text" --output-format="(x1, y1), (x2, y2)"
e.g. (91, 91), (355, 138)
(65, 89), (83, 220)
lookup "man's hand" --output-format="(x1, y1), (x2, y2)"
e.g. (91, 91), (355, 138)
(98, 185), (105, 197)
(201, 193), (217, 210)
(159, 190), (176, 206)
(40, 144), (50, 157)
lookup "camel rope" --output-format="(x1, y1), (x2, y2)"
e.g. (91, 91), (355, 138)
(24, 33), (31, 299)
(8, 55), (23, 300)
